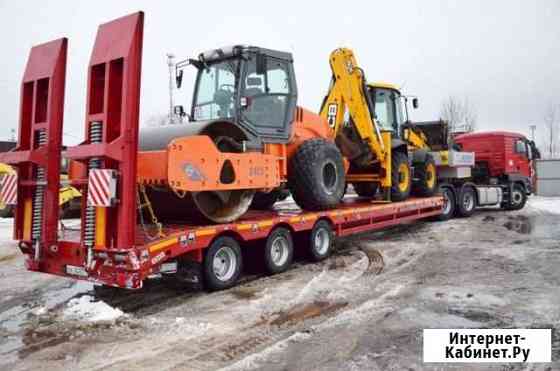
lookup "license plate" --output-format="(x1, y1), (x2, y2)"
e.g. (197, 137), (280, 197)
(66, 265), (88, 277)
(160, 261), (178, 274)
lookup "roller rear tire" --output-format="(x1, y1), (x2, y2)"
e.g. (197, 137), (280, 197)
(289, 139), (346, 211)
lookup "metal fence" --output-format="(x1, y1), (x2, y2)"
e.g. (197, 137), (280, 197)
(535, 159), (560, 197)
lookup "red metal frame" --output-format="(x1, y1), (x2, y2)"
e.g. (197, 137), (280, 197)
(66, 12), (143, 251)
(0, 38), (67, 246)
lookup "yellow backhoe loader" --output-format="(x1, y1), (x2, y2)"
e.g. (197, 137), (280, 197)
(320, 48), (438, 201)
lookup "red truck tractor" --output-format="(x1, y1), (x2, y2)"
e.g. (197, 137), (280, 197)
(436, 131), (540, 220)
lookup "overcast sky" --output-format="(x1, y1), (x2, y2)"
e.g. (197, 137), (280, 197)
(1, 0), (559, 148)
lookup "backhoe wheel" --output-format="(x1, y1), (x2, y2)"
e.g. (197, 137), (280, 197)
(289, 139), (345, 211)
(203, 236), (242, 291)
(390, 151), (412, 202)
(308, 219), (334, 262)
(264, 227), (294, 274)
(352, 182), (378, 198)
(455, 185), (476, 218)
(413, 155), (438, 197)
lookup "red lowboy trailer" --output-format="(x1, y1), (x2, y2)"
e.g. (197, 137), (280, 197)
(0, 12), (443, 290)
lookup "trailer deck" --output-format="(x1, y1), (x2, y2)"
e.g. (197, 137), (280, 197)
(24, 196), (443, 289)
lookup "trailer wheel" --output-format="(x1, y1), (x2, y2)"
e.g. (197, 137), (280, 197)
(308, 219), (334, 261)
(455, 185), (476, 217)
(352, 182), (378, 198)
(203, 236), (242, 291)
(289, 139), (345, 210)
(413, 155), (437, 197)
(264, 227), (293, 274)
(390, 151), (412, 202)
(434, 186), (455, 221)
(504, 183), (527, 211)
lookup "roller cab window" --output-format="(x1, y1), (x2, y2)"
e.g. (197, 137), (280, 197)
(239, 54), (294, 139)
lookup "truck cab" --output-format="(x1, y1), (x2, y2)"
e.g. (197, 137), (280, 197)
(454, 131), (538, 195)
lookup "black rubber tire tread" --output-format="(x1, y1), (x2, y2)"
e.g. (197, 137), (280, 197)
(352, 182), (378, 198)
(455, 185), (476, 218)
(289, 138), (345, 211)
(203, 236), (242, 291)
(0, 204), (13, 218)
(412, 155), (438, 197)
(504, 183), (527, 211)
(308, 219), (334, 262)
(434, 186), (456, 221)
(264, 227), (294, 274)
(390, 151), (412, 202)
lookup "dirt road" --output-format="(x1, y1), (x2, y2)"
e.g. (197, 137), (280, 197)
(0, 199), (558, 370)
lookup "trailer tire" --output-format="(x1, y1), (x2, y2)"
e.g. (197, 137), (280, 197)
(203, 236), (242, 291)
(390, 151), (412, 202)
(455, 185), (476, 218)
(289, 139), (345, 211)
(412, 155), (437, 197)
(352, 182), (378, 198)
(308, 219), (334, 261)
(434, 186), (455, 221)
(504, 183), (527, 211)
(264, 227), (293, 274)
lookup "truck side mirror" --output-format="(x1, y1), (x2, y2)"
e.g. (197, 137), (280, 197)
(412, 98), (419, 109)
(176, 69), (183, 89)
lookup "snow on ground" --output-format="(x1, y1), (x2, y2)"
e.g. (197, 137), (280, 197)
(63, 295), (124, 322)
(528, 196), (560, 214)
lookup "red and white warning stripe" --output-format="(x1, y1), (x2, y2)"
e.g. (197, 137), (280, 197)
(88, 169), (116, 207)
(0, 173), (18, 206)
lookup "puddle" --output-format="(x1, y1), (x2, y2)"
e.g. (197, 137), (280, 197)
(269, 301), (348, 326)
(503, 214), (560, 240)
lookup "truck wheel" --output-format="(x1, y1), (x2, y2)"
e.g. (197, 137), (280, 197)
(0, 204), (13, 218)
(390, 151), (412, 202)
(505, 183), (527, 211)
(203, 236), (242, 291)
(413, 155), (437, 197)
(434, 186), (455, 221)
(352, 182), (378, 198)
(264, 227), (293, 274)
(289, 139), (346, 211)
(455, 186), (476, 217)
(308, 219), (334, 261)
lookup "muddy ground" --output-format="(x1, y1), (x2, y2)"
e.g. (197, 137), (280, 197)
(0, 199), (558, 370)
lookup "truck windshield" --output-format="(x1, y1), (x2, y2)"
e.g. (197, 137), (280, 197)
(192, 59), (239, 121)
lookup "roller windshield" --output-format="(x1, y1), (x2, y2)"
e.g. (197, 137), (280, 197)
(192, 59), (239, 121)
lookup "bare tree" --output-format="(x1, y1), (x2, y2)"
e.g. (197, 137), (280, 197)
(542, 103), (559, 159)
(440, 96), (477, 133)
